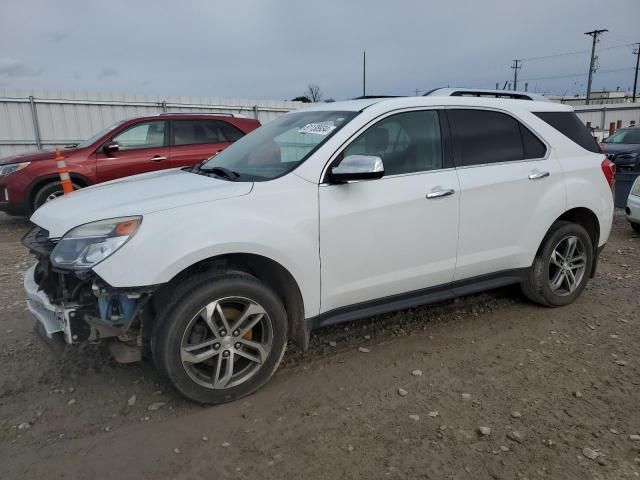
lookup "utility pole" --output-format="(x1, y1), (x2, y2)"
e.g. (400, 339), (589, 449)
(363, 51), (366, 97)
(633, 42), (640, 103)
(511, 59), (522, 91)
(584, 29), (607, 105)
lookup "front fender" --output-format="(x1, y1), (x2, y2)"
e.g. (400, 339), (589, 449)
(93, 178), (320, 317)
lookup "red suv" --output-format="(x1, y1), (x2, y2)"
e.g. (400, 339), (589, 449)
(0, 113), (260, 215)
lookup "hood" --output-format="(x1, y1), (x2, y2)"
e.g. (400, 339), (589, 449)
(31, 168), (253, 237)
(602, 143), (640, 155)
(0, 147), (81, 166)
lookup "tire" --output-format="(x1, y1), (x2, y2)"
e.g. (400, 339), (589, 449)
(153, 271), (288, 404)
(631, 222), (640, 234)
(521, 221), (593, 307)
(32, 181), (81, 211)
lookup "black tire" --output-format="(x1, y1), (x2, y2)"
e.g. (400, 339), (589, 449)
(631, 222), (640, 234)
(32, 181), (81, 211)
(521, 221), (593, 307)
(153, 271), (288, 404)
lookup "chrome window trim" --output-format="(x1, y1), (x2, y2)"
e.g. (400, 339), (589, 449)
(319, 166), (456, 187)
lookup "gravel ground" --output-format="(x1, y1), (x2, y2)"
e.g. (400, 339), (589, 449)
(0, 211), (639, 480)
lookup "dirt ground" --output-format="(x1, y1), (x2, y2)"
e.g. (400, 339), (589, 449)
(0, 211), (639, 480)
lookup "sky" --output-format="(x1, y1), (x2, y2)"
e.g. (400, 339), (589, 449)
(0, 0), (638, 101)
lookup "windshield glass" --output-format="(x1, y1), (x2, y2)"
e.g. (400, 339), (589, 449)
(76, 120), (126, 148)
(605, 129), (640, 144)
(200, 110), (358, 180)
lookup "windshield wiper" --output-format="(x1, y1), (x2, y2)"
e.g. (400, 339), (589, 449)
(199, 166), (241, 181)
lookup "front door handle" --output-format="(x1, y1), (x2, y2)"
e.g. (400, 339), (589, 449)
(426, 188), (455, 199)
(528, 170), (550, 180)
(150, 155), (168, 162)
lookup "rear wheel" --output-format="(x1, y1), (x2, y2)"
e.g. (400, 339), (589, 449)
(32, 181), (81, 211)
(631, 222), (640, 234)
(153, 272), (288, 404)
(521, 221), (593, 307)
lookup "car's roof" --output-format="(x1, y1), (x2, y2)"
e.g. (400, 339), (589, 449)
(295, 96), (572, 114)
(121, 112), (253, 122)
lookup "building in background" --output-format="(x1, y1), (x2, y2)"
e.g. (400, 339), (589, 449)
(551, 90), (634, 106)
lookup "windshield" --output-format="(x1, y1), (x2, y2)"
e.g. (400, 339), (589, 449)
(604, 129), (640, 144)
(200, 110), (358, 180)
(76, 120), (126, 149)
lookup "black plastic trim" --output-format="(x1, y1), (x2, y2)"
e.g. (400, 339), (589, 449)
(307, 268), (528, 330)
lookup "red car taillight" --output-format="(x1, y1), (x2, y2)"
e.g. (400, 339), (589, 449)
(601, 158), (616, 191)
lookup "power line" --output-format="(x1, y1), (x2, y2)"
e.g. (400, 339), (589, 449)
(519, 67), (634, 82)
(520, 42), (634, 62)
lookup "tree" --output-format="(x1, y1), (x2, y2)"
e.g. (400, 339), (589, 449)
(306, 83), (323, 102)
(291, 95), (311, 103)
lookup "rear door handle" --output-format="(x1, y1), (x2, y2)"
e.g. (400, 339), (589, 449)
(426, 188), (455, 199)
(528, 170), (550, 180)
(150, 155), (167, 162)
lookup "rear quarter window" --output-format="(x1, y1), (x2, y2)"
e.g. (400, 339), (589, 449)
(534, 111), (599, 153)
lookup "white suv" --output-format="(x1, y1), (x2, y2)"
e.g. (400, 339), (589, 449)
(23, 96), (615, 404)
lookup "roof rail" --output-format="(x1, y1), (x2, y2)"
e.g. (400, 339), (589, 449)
(159, 112), (235, 117)
(423, 88), (550, 102)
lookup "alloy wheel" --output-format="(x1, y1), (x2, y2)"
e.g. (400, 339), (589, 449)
(180, 297), (273, 390)
(548, 235), (587, 296)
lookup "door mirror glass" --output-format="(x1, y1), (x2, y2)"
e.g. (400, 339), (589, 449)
(330, 155), (384, 182)
(103, 141), (120, 155)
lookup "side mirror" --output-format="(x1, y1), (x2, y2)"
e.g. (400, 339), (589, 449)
(103, 141), (120, 155)
(330, 155), (384, 183)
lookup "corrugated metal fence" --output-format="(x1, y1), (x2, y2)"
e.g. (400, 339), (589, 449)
(2, 89), (639, 157)
(0, 89), (305, 157)
(573, 103), (640, 140)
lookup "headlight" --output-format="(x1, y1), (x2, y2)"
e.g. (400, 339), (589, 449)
(51, 216), (142, 270)
(0, 162), (30, 176)
(632, 177), (640, 197)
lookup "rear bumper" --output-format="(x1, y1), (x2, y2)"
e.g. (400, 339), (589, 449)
(627, 194), (640, 224)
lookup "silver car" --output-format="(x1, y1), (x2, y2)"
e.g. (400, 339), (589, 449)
(627, 176), (640, 233)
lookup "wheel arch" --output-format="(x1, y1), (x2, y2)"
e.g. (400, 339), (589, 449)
(156, 253), (309, 351)
(551, 207), (600, 277)
(27, 173), (92, 212)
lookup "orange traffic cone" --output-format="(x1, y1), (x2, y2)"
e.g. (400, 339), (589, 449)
(55, 148), (74, 195)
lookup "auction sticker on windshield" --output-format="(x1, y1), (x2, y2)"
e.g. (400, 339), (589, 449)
(298, 122), (336, 135)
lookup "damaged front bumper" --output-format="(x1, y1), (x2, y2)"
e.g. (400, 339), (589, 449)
(22, 226), (155, 359)
(24, 263), (67, 340)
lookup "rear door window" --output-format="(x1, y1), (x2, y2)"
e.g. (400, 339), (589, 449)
(448, 109), (548, 166)
(172, 120), (245, 146)
(448, 109), (524, 166)
(534, 111), (599, 153)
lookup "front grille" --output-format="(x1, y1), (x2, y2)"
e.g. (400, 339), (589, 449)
(22, 226), (56, 257)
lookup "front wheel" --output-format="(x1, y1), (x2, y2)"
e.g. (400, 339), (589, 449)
(153, 272), (288, 404)
(631, 222), (640, 234)
(521, 221), (593, 307)
(32, 181), (81, 211)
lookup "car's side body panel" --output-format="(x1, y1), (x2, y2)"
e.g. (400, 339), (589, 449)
(319, 168), (460, 313)
(452, 151), (567, 280)
(92, 173), (322, 318)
